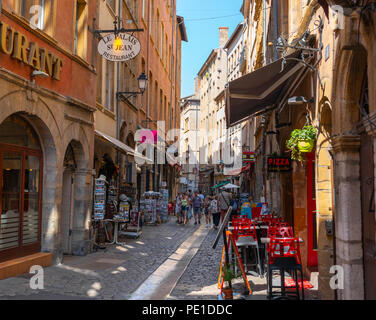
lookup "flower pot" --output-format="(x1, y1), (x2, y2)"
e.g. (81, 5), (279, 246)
(298, 140), (314, 153)
(223, 287), (233, 300)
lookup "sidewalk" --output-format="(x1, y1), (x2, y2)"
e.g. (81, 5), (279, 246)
(0, 218), (198, 300)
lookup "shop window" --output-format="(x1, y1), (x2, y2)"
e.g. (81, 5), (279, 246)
(73, 0), (87, 58)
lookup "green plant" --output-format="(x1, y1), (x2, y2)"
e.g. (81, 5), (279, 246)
(222, 263), (236, 286)
(286, 125), (317, 161)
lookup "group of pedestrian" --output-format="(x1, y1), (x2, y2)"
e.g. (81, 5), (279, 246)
(173, 189), (239, 230)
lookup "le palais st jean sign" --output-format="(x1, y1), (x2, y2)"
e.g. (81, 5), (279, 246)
(0, 20), (63, 80)
(98, 32), (141, 62)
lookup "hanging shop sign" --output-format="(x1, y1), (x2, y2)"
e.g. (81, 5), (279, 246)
(267, 156), (292, 173)
(242, 151), (256, 163)
(0, 21), (63, 80)
(98, 32), (141, 62)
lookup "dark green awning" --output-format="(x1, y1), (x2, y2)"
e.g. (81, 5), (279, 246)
(211, 181), (230, 189)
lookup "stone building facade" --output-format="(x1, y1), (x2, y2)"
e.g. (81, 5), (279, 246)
(230, 0), (376, 300)
(0, 0), (97, 270)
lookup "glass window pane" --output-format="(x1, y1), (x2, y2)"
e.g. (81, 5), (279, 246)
(0, 153), (22, 251)
(23, 155), (40, 245)
(0, 116), (41, 150)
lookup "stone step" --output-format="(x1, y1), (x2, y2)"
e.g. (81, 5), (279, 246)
(0, 253), (52, 280)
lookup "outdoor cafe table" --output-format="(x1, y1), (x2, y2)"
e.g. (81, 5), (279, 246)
(261, 237), (304, 244)
(104, 218), (127, 246)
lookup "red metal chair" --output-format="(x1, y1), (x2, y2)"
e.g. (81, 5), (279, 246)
(267, 237), (304, 300)
(234, 223), (262, 276)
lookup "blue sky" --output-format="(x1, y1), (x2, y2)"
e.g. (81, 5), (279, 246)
(177, 0), (243, 98)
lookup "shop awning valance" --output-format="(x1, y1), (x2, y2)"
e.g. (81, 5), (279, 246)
(225, 51), (306, 127)
(95, 130), (153, 164)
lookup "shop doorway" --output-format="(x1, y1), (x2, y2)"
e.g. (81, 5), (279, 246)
(62, 143), (77, 255)
(61, 140), (85, 255)
(307, 152), (318, 267)
(360, 133), (376, 299)
(0, 116), (43, 262)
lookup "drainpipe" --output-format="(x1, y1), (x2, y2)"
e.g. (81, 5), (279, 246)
(263, 0), (267, 65)
(116, 2), (123, 192)
(273, 0), (279, 62)
(170, 0), (176, 132)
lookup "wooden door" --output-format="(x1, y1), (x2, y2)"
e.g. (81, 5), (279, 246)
(360, 133), (376, 299)
(0, 144), (43, 262)
(307, 152), (318, 267)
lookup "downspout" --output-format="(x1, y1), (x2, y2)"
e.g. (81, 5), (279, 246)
(174, 17), (179, 130)
(146, 0), (151, 120)
(116, 2), (123, 191)
(263, 0), (267, 65)
(170, 0), (176, 132)
(273, 0), (279, 62)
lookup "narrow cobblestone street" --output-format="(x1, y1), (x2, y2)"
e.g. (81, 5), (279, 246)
(0, 217), (319, 300)
(0, 219), (199, 300)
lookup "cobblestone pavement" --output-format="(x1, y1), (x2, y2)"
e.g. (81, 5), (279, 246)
(0, 218), (198, 300)
(167, 227), (319, 300)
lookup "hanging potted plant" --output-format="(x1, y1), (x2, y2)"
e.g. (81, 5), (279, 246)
(286, 125), (317, 161)
(222, 263), (236, 300)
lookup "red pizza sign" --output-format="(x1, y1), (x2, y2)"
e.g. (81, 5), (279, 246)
(267, 156), (292, 172)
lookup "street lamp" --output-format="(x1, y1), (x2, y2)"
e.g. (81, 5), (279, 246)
(288, 96), (314, 106)
(117, 72), (148, 100)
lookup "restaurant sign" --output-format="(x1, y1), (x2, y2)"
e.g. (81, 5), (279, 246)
(0, 21), (63, 80)
(267, 156), (292, 173)
(98, 33), (141, 62)
(242, 151), (255, 163)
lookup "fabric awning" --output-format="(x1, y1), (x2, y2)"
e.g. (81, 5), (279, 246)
(211, 181), (230, 189)
(95, 130), (153, 164)
(225, 51), (306, 127)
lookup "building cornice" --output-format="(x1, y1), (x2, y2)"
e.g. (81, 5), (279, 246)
(0, 67), (96, 113)
(332, 135), (361, 153)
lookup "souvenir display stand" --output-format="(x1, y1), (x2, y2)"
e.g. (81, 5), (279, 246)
(160, 189), (169, 222)
(119, 201), (142, 238)
(92, 177), (107, 249)
(143, 191), (158, 225)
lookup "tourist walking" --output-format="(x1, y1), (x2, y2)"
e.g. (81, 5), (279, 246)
(181, 193), (189, 225)
(192, 191), (202, 225)
(210, 195), (220, 229)
(204, 195), (212, 228)
(219, 189), (231, 224)
(175, 193), (182, 223)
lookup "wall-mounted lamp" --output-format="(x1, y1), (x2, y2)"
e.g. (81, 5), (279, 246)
(31, 70), (49, 82)
(117, 72), (148, 100)
(288, 96), (314, 106)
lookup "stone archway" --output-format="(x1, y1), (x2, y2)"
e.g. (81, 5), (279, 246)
(331, 38), (370, 299)
(0, 111), (59, 262)
(316, 99), (336, 300)
(61, 139), (90, 256)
